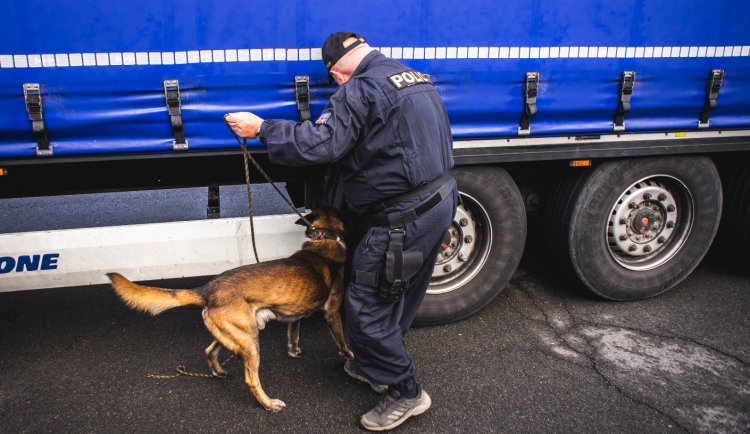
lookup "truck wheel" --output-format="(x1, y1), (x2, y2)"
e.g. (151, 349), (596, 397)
(724, 164), (750, 257)
(544, 156), (722, 300)
(414, 166), (526, 326)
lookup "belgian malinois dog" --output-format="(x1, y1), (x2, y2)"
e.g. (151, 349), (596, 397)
(108, 206), (353, 412)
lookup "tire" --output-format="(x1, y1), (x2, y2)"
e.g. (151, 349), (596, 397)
(544, 156), (722, 301)
(414, 166), (526, 326)
(724, 164), (750, 257)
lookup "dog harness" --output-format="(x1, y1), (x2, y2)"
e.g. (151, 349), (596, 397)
(352, 172), (456, 302)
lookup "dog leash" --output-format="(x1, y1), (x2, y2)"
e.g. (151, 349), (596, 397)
(146, 354), (235, 379)
(223, 115), (314, 264)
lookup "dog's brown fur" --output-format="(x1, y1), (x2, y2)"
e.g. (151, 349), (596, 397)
(108, 206), (353, 412)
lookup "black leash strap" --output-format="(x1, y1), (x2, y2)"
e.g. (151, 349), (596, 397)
(223, 117), (314, 263)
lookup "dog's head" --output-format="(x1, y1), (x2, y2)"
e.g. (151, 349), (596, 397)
(295, 206), (346, 241)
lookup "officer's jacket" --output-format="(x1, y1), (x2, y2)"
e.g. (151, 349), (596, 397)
(258, 50), (454, 214)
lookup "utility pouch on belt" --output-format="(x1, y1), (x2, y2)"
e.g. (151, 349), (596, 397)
(353, 171), (456, 303)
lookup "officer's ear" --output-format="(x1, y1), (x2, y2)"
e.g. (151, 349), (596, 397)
(295, 211), (315, 226)
(330, 70), (345, 85)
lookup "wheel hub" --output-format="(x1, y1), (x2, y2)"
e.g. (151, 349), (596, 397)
(609, 181), (678, 257)
(433, 205), (474, 277)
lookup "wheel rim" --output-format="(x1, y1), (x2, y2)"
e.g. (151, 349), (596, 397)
(428, 192), (492, 294)
(606, 175), (694, 271)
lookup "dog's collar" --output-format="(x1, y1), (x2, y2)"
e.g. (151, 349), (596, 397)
(309, 227), (341, 242)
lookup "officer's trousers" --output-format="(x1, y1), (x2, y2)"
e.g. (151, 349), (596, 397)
(345, 187), (458, 388)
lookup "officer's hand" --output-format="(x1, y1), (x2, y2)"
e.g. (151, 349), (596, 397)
(226, 112), (265, 139)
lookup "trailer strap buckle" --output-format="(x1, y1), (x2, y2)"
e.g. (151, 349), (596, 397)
(699, 69), (723, 129)
(614, 71), (635, 132)
(23, 83), (52, 157)
(519, 72), (539, 136)
(295, 76), (311, 123)
(164, 80), (188, 150)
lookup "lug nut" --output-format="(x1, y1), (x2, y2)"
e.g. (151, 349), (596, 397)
(628, 202), (638, 209)
(458, 253), (468, 262)
(464, 235), (473, 243)
(653, 206), (659, 211)
(459, 218), (469, 227)
(667, 204), (675, 212)
(619, 233), (628, 241)
(658, 193), (667, 201)
(443, 264), (452, 272)
(657, 236), (667, 244)
(628, 244), (637, 252)
(451, 242), (457, 247)
(643, 193), (652, 200)
(619, 218), (628, 225)
(452, 230), (457, 235)
(643, 245), (652, 253)
(655, 215), (661, 221)
(666, 220), (675, 229)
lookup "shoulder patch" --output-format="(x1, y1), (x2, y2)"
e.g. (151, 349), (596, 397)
(315, 112), (331, 125)
(388, 70), (433, 90)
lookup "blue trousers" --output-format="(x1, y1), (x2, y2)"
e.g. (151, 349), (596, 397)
(345, 187), (458, 388)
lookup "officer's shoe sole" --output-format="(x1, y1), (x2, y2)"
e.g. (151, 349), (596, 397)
(345, 360), (388, 393)
(360, 390), (432, 431)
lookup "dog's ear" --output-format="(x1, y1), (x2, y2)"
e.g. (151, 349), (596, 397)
(295, 211), (315, 226)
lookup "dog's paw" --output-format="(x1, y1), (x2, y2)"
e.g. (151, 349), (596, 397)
(340, 350), (355, 360)
(287, 344), (302, 358)
(211, 370), (227, 379)
(265, 399), (286, 412)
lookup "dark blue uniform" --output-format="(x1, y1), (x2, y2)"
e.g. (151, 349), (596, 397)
(258, 50), (456, 394)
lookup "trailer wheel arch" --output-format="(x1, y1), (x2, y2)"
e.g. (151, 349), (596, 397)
(414, 165), (526, 326)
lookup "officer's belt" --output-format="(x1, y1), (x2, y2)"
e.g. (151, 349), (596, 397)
(369, 171), (456, 215)
(353, 172), (456, 301)
(368, 171), (456, 228)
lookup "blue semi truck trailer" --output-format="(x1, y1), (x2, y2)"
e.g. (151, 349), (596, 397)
(1, 0), (749, 325)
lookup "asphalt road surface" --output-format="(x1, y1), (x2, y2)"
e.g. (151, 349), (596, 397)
(1, 188), (749, 433)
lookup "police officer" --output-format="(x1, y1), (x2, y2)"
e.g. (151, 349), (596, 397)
(226, 32), (457, 431)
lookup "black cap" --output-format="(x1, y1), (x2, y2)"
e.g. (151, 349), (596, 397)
(322, 32), (366, 84)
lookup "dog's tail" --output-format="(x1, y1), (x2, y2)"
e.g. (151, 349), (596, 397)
(107, 272), (206, 315)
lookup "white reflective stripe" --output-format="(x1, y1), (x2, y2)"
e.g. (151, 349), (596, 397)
(122, 53), (135, 65)
(28, 54), (42, 67)
(226, 50), (237, 61)
(42, 54), (56, 67)
(55, 53), (69, 67)
(3, 43), (748, 68)
(96, 53), (109, 66)
(14, 55), (28, 68)
(69, 53), (83, 66)
(110, 52), (123, 65)
(82, 53), (96, 66)
(0, 214), (306, 292)
(148, 52), (161, 65)
(0, 55), (13, 68)
(162, 52), (175, 65)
